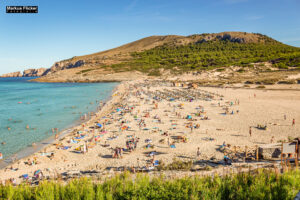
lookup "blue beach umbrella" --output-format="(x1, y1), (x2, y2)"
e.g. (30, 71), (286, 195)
(97, 123), (102, 128)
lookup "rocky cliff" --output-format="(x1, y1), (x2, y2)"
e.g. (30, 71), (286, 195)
(1, 71), (22, 77)
(0, 68), (47, 78)
(23, 68), (47, 77)
(43, 60), (84, 76)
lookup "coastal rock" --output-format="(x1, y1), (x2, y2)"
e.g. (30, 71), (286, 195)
(1, 71), (22, 77)
(1, 68), (47, 78)
(23, 68), (47, 77)
(45, 60), (84, 75)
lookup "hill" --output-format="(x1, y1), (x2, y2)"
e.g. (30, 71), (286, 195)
(28, 32), (300, 82)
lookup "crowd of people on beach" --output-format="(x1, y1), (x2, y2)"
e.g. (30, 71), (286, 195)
(1, 80), (299, 185)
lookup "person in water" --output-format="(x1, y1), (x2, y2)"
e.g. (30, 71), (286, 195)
(0, 152), (3, 160)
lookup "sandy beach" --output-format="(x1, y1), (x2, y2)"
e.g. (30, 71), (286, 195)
(0, 79), (299, 184)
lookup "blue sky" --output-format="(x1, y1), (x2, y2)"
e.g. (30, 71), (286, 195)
(0, 0), (299, 74)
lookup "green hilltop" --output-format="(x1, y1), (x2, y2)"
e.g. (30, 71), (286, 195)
(32, 32), (300, 82)
(103, 32), (300, 75)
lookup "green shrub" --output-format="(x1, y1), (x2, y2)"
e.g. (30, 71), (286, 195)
(106, 40), (300, 74)
(275, 63), (289, 69)
(0, 170), (300, 199)
(256, 85), (266, 89)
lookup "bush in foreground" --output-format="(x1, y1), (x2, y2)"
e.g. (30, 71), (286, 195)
(0, 169), (299, 200)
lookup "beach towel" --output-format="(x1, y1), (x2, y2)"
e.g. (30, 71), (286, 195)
(22, 174), (29, 179)
(34, 170), (41, 176)
(70, 139), (78, 144)
(75, 146), (82, 151)
(170, 145), (176, 148)
(75, 135), (85, 140)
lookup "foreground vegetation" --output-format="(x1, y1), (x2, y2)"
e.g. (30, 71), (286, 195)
(105, 36), (300, 75)
(1, 169), (299, 199)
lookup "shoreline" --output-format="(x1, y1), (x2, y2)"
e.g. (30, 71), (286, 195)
(0, 79), (299, 184)
(0, 81), (123, 170)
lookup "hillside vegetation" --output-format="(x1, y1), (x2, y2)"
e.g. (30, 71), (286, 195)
(1, 170), (300, 199)
(104, 34), (300, 75)
(32, 32), (300, 82)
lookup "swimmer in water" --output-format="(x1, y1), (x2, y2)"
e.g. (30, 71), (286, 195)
(26, 125), (30, 129)
(1, 142), (6, 145)
(7, 127), (11, 131)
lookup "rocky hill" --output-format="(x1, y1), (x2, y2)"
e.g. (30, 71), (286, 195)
(2, 32), (299, 82)
(1, 68), (47, 78)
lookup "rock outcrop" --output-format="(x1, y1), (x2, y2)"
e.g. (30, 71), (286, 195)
(23, 68), (47, 77)
(45, 60), (84, 75)
(1, 71), (22, 77)
(1, 68), (47, 78)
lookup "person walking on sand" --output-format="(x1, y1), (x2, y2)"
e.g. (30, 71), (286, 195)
(292, 119), (295, 126)
(284, 114), (286, 120)
(85, 141), (89, 153)
(197, 147), (201, 158)
(271, 136), (275, 143)
(249, 127), (252, 137)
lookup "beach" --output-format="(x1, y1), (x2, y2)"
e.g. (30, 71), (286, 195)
(0, 79), (299, 184)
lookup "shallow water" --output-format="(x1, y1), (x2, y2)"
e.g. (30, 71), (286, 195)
(0, 77), (118, 159)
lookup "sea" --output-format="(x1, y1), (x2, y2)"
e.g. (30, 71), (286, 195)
(0, 77), (118, 162)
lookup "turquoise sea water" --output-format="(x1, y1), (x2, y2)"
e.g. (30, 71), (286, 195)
(0, 77), (118, 159)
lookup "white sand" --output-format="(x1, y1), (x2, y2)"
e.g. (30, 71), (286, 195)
(1, 80), (299, 184)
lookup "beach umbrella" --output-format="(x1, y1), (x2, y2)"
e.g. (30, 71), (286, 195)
(97, 123), (102, 128)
